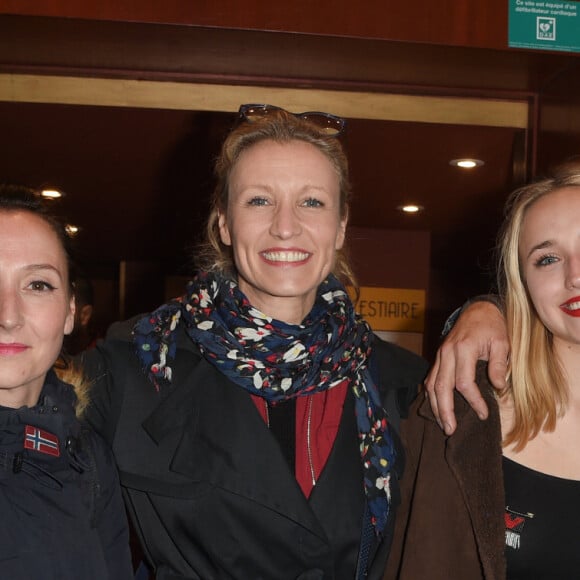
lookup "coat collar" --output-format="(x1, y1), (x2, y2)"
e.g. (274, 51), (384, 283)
(141, 336), (333, 539)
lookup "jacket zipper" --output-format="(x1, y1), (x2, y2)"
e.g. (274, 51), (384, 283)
(264, 397), (317, 486)
(306, 396), (316, 486)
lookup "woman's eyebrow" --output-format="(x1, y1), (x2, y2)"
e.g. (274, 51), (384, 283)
(22, 263), (64, 280)
(526, 239), (553, 259)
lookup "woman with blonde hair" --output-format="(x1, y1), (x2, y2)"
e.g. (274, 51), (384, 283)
(83, 105), (429, 579)
(385, 168), (580, 579)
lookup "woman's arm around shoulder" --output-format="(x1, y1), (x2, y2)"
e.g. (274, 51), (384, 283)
(425, 298), (509, 435)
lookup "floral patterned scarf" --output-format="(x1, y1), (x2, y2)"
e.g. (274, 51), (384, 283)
(134, 271), (395, 535)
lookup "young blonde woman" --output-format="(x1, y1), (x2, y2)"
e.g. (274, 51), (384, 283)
(385, 168), (580, 579)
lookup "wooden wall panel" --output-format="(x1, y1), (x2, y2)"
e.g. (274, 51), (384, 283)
(536, 62), (580, 176)
(1, 0), (509, 49)
(0, 74), (529, 128)
(2, 13), (576, 99)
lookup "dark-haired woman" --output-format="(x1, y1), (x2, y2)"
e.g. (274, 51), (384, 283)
(0, 185), (132, 579)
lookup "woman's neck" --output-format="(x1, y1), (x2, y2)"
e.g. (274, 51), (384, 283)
(553, 338), (580, 400)
(236, 281), (316, 325)
(0, 383), (43, 409)
(500, 339), (580, 479)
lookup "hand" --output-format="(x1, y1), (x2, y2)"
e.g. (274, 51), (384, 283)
(425, 300), (509, 435)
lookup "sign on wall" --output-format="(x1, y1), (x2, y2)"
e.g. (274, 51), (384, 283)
(356, 287), (425, 332)
(509, 0), (580, 52)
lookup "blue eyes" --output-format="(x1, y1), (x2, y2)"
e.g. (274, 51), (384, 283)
(248, 197), (269, 206)
(247, 197), (323, 207)
(535, 254), (558, 267)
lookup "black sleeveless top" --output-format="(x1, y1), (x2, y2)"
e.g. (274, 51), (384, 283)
(503, 456), (580, 579)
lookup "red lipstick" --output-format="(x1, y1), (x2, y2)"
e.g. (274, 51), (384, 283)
(559, 296), (580, 317)
(0, 343), (28, 355)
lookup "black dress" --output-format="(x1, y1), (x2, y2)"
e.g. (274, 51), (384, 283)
(503, 456), (580, 579)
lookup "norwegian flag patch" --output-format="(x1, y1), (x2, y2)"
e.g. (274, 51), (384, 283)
(24, 425), (60, 457)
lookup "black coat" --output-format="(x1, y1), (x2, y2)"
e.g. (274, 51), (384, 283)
(0, 372), (132, 580)
(83, 318), (427, 580)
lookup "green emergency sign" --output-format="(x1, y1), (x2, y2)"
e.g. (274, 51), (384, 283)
(509, 0), (580, 52)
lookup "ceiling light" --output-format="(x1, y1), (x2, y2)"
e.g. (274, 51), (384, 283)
(65, 224), (80, 236)
(41, 188), (63, 199)
(449, 158), (484, 168)
(398, 204), (424, 213)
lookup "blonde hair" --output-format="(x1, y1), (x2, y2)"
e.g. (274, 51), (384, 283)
(497, 168), (580, 449)
(197, 108), (358, 291)
(55, 364), (91, 417)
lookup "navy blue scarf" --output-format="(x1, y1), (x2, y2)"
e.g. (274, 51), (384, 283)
(134, 271), (395, 534)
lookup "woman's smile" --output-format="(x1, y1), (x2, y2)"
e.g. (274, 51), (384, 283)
(260, 248), (311, 265)
(560, 295), (580, 316)
(219, 139), (347, 324)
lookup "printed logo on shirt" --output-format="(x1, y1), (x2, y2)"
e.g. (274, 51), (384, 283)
(24, 425), (60, 457)
(505, 506), (534, 550)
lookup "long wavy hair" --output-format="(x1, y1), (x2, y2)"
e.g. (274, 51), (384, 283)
(197, 108), (358, 292)
(497, 169), (580, 449)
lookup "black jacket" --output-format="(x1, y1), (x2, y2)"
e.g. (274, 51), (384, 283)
(0, 372), (132, 579)
(84, 318), (427, 580)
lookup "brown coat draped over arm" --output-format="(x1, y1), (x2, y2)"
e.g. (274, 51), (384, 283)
(384, 361), (507, 580)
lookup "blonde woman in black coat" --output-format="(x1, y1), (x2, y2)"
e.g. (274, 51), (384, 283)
(83, 105), (429, 580)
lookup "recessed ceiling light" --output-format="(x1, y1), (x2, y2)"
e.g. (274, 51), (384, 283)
(41, 188), (63, 199)
(65, 224), (80, 236)
(398, 204), (424, 213)
(449, 158), (484, 168)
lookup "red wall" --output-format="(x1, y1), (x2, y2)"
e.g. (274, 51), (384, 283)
(348, 227), (430, 290)
(536, 70), (580, 176)
(1, 0), (509, 49)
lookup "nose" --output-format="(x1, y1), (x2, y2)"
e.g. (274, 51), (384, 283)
(269, 202), (302, 239)
(0, 286), (24, 330)
(566, 256), (580, 290)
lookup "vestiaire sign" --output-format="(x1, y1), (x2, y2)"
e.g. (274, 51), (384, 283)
(509, 0), (580, 52)
(355, 287), (425, 332)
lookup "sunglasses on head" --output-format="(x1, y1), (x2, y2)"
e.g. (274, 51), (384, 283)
(238, 104), (346, 136)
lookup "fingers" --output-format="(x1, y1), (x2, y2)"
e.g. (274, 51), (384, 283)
(425, 338), (490, 435)
(425, 298), (509, 435)
(486, 339), (509, 391)
(453, 348), (489, 421)
(424, 346), (457, 435)
(424, 356), (442, 427)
